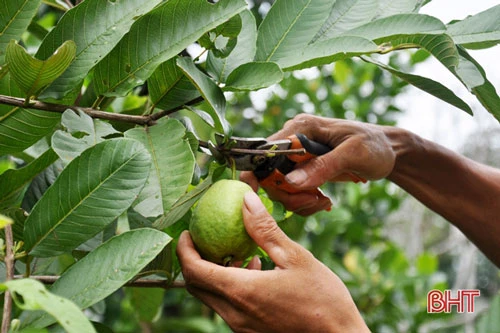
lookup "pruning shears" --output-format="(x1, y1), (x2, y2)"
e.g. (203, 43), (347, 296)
(200, 133), (366, 202)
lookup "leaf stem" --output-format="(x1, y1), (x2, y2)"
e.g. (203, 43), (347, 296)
(1, 225), (15, 333)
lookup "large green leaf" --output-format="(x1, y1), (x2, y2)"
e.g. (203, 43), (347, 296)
(0, 75), (61, 156)
(0, 148), (58, 210)
(36, 0), (162, 100)
(1, 279), (96, 333)
(24, 139), (151, 257)
(207, 10), (258, 83)
(312, 0), (427, 42)
(0, 0), (42, 64)
(52, 109), (119, 164)
(224, 62), (283, 91)
(361, 56), (472, 115)
(93, 0), (246, 97)
(339, 14), (445, 43)
(392, 34), (500, 121)
(148, 57), (200, 111)
(255, 0), (334, 66)
(456, 46), (500, 122)
(22, 228), (171, 329)
(177, 57), (231, 135)
(6, 40), (76, 100)
(125, 118), (195, 218)
(284, 36), (377, 71)
(447, 5), (500, 49)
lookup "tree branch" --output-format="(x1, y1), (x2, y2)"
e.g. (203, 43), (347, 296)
(2, 225), (15, 333)
(13, 275), (186, 289)
(0, 94), (206, 127)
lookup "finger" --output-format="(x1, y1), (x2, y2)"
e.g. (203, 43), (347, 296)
(263, 185), (331, 215)
(239, 171), (259, 192)
(246, 255), (262, 270)
(176, 231), (240, 293)
(285, 150), (348, 190)
(187, 286), (243, 321)
(242, 191), (305, 268)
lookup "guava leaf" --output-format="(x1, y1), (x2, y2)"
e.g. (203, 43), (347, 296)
(177, 57), (231, 135)
(93, 0), (247, 97)
(0, 0), (42, 64)
(0, 75), (61, 156)
(1, 279), (96, 333)
(148, 57), (200, 111)
(21, 228), (171, 329)
(36, 0), (163, 100)
(52, 109), (119, 164)
(361, 56), (472, 115)
(125, 118), (195, 218)
(255, 0), (334, 65)
(24, 139), (151, 257)
(447, 4), (500, 49)
(6, 40), (76, 99)
(0, 148), (58, 210)
(207, 10), (258, 83)
(224, 62), (283, 92)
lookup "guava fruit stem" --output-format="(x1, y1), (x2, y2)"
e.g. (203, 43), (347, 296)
(223, 255), (233, 266)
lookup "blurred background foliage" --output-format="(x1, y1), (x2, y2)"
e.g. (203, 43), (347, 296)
(5, 1), (499, 332)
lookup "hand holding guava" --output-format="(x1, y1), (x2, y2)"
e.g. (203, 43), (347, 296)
(177, 191), (370, 333)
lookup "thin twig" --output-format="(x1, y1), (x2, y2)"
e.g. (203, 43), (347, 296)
(13, 275), (186, 289)
(1, 225), (15, 333)
(0, 94), (206, 127)
(0, 94), (154, 125)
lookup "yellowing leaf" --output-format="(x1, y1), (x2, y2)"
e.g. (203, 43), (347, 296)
(5, 40), (76, 100)
(0, 214), (13, 229)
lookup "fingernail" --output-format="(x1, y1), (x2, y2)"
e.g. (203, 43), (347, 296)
(285, 169), (307, 185)
(244, 191), (266, 214)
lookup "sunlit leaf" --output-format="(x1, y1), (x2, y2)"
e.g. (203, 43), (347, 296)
(6, 40), (76, 99)
(24, 139), (151, 257)
(93, 0), (247, 97)
(1, 279), (96, 333)
(0, 0), (42, 64)
(125, 118), (195, 218)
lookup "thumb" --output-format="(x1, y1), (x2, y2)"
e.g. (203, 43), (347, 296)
(242, 191), (305, 268)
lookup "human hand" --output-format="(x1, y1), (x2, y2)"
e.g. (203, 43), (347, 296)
(241, 114), (397, 215)
(177, 191), (369, 333)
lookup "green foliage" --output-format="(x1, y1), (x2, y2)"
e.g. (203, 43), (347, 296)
(0, 0), (499, 331)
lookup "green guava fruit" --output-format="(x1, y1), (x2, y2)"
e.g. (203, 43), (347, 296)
(189, 179), (257, 265)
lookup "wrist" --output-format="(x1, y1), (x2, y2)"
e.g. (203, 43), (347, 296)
(383, 126), (424, 182)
